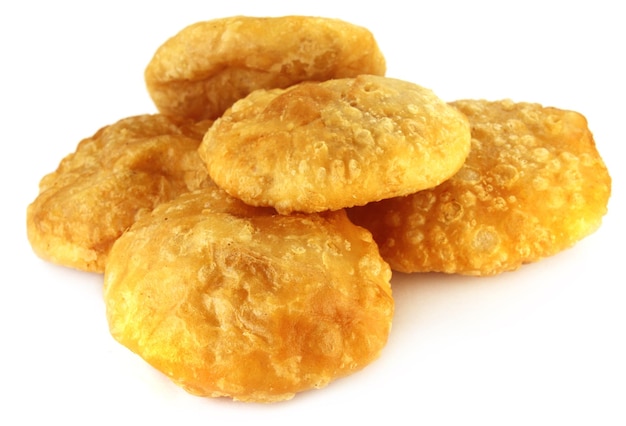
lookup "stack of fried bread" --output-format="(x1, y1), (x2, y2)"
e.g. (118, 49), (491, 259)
(26, 16), (611, 403)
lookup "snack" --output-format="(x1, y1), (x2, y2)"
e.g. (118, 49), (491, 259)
(26, 114), (213, 273)
(199, 75), (471, 214)
(348, 99), (612, 275)
(145, 15), (387, 120)
(103, 188), (394, 402)
(25, 12), (614, 405)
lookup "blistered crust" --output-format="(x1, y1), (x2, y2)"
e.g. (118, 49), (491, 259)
(199, 75), (471, 214)
(348, 99), (612, 275)
(145, 15), (387, 120)
(103, 188), (393, 402)
(26, 115), (213, 272)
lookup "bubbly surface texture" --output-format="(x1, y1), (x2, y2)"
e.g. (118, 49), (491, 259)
(104, 188), (394, 402)
(348, 99), (612, 275)
(199, 75), (471, 214)
(145, 15), (386, 120)
(26, 114), (213, 272)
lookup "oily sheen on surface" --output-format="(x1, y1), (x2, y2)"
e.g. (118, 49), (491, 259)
(200, 75), (471, 214)
(348, 99), (612, 275)
(145, 15), (387, 120)
(104, 188), (394, 402)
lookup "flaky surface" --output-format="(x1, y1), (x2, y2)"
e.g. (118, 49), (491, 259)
(26, 114), (213, 273)
(103, 188), (394, 402)
(199, 75), (471, 214)
(348, 99), (612, 275)
(145, 15), (387, 120)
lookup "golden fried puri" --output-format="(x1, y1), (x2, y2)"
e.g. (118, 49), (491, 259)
(103, 188), (394, 402)
(26, 114), (213, 273)
(348, 99), (612, 276)
(199, 75), (471, 214)
(144, 16), (387, 121)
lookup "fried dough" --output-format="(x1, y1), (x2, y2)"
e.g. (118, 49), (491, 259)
(348, 99), (612, 275)
(199, 75), (471, 214)
(103, 188), (394, 402)
(145, 15), (386, 120)
(26, 114), (213, 272)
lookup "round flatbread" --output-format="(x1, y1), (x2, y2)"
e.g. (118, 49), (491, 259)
(104, 188), (394, 402)
(145, 15), (386, 120)
(26, 114), (213, 272)
(348, 99), (612, 275)
(199, 75), (471, 214)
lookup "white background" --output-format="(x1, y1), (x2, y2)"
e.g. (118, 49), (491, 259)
(2, 1), (624, 425)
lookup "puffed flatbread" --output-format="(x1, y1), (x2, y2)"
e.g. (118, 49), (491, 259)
(104, 188), (394, 402)
(145, 15), (386, 120)
(348, 99), (612, 275)
(27, 114), (213, 272)
(199, 75), (471, 214)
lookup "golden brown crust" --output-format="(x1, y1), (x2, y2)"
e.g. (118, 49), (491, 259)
(348, 99), (612, 275)
(26, 114), (214, 272)
(144, 15), (386, 121)
(199, 75), (471, 214)
(103, 188), (393, 402)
